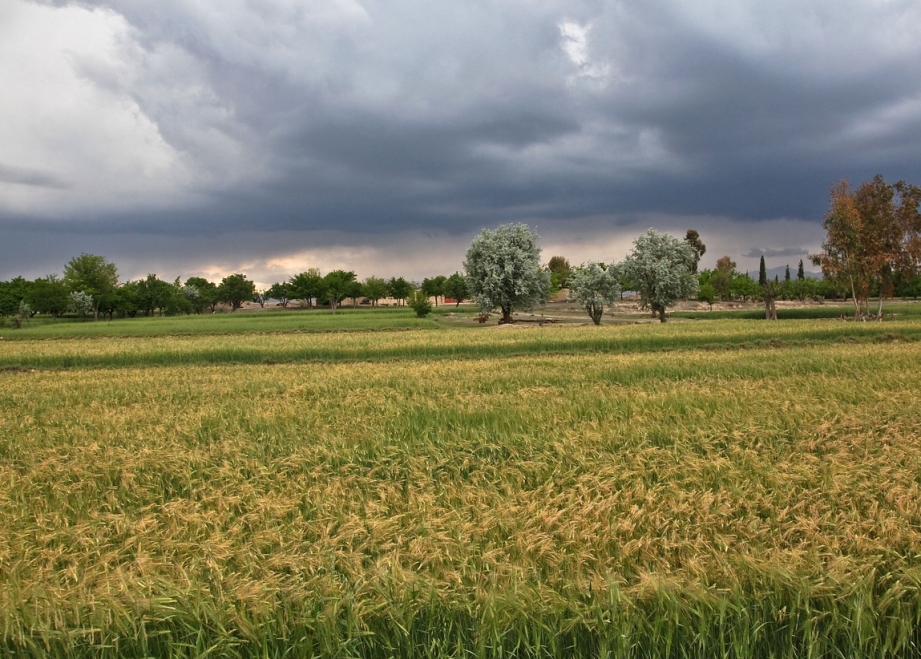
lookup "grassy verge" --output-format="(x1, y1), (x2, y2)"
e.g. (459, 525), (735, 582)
(2, 307), (453, 339)
(1, 322), (920, 656)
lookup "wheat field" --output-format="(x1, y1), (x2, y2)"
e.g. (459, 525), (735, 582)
(2, 319), (921, 657)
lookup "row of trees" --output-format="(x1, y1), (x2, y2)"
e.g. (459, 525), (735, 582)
(463, 224), (700, 325)
(811, 175), (921, 320)
(5, 174), (919, 326)
(0, 258), (475, 324)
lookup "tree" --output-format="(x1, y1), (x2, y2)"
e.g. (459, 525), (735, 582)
(758, 255), (768, 287)
(797, 259), (805, 281)
(711, 256), (737, 300)
(463, 223), (551, 323)
(408, 290), (433, 317)
(684, 229), (707, 274)
(266, 282), (293, 308)
(567, 262), (620, 325)
(619, 229), (698, 323)
(30, 275), (70, 317)
(811, 176), (921, 320)
(322, 270), (357, 313)
(362, 277), (389, 306)
(387, 277), (413, 307)
(547, 255), (572, 291)
(68, 291), (94, 318)
(185, 277), (218, 313)
(218, 273), (256, 311)
(289, 268), (323, 308)
(63, 253), (118, 320)
(421, 276), (447, 306)
(443, 272), (469, 306)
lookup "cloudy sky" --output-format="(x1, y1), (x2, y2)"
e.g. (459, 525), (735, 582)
(2, 0), (921, 286)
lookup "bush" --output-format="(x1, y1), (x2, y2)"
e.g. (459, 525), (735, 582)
(408, 290), (433, 317)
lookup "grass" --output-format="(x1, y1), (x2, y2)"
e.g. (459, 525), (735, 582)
(2, 314), (921, 656)
(2, 306), (458, 339)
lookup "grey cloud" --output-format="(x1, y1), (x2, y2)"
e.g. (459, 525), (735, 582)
(0, 163), (68, 189)
(3, 0), (920, 281)
(743, 247), (808, 259)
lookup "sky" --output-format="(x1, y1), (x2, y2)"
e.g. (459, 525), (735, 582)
(2, 0), (921, 287)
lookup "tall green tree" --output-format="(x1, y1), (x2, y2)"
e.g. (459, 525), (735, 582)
(443, 272), (469, 306)
(421, 276), (447, 306)
(30, 275), (70, 317)
(463, 223), (550, 323)
(387, 277), (413, 307)
(218, 274), (256, 311)
(758, 256), (768, 287)
(266, 282), (293, 308)
(684, 229), (707, 274)
(63, 254), (118, 320)
(322, 270), (357, 313)
(547, 255), (572, 291)
(184, 277), (218, 313)
(289, 269), (323, 308)
(362, 276), (389, 306)
(619, 229), (698, 323)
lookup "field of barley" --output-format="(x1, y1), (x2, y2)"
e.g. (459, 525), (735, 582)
(2, 311), (921, 657)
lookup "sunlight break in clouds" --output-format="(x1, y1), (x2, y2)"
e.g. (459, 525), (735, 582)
(559, 20), (610, 82)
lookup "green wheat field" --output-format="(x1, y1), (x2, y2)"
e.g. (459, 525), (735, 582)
(2, 308), (921, 657)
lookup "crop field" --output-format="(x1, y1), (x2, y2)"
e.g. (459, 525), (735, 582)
(2, 313), (921, 657)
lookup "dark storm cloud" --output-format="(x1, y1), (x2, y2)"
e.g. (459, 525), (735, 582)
(2, 0), (921, 281)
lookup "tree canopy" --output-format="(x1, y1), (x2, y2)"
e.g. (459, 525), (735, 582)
(463, 223), (550, 323)
(620, 229), (698, 323)
(567, 262), (620, 325)
(811, 176), (921, 320)
(63, 253), (119, 320)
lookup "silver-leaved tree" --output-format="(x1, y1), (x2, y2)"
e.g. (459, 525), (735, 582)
(620, 229), (698, 322)
(567, 262), (621, 325)
(464, 223), (550, 323)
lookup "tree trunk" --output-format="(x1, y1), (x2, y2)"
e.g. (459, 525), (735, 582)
(500, 306), (513, 323)
(658, 306), (666, 323)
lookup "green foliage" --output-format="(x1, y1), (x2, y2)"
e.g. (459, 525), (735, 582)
(184, 277), (219, 313)
(567, 262), (620, 325)
(217, 273), (256, 311)
(63, 254), (118, 320)
(362, 276), (389, 306)
(443, 272), (469, 306)
(30, 275), (70, 317)
(547, 255), (572, 291)
(408, 290), (433, 317)
(697, 282), (716, 308)
(684, 229), (706, 274)
(421, 275), (447, 306)
(463, 223), (550, 323)
(289, 268), (323, 308)
(321, 270), (357, 313)
(387, 276), (413, 306)
(0, 277), (32, 317)
(620, 229), (699, 322)
(265, 281), (292, 307)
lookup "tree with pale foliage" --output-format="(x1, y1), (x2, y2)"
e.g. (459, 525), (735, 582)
(810, 176), (921, 320)
(567, 262), (620, 325)
(620, 229), (698, 323)
(463, 223), (550, 323)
